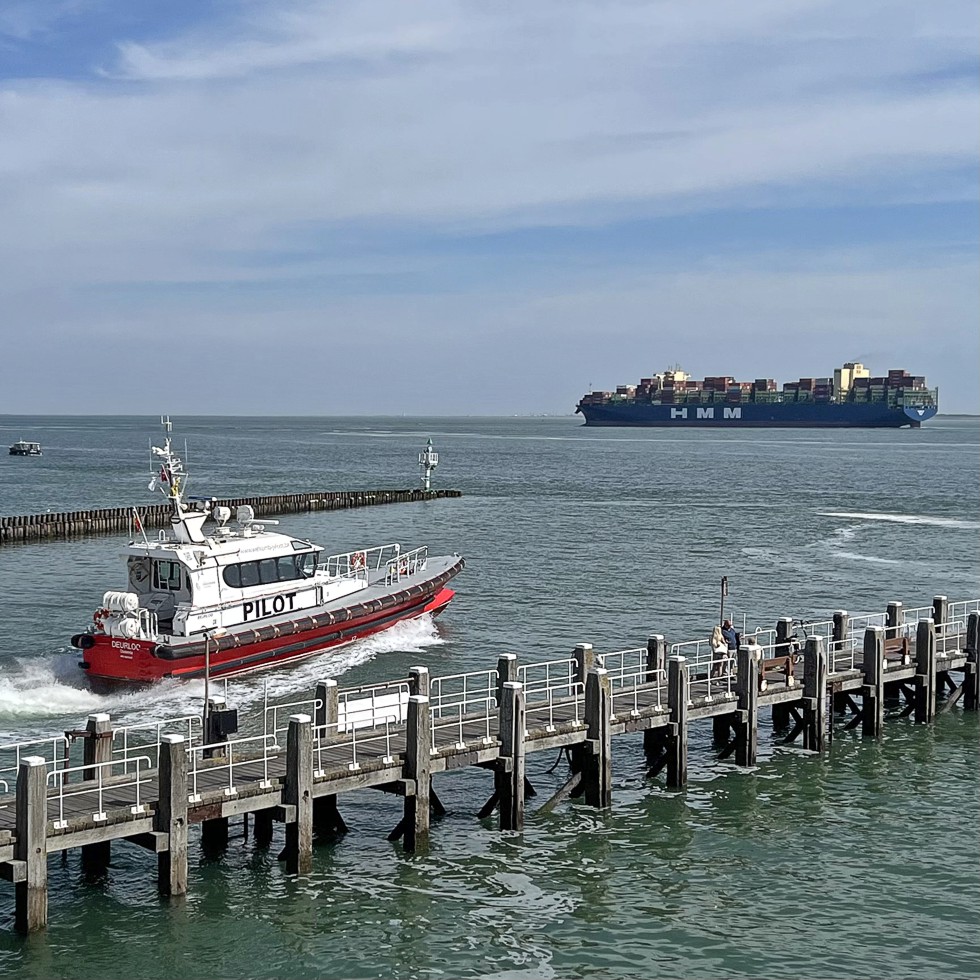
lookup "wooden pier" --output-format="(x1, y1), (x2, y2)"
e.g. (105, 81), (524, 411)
(1, 595), (977, 934)
(0, 488), (462, 546)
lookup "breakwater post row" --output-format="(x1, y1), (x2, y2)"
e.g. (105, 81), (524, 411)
(0, 489), (462, 546)
(0, 599), (977, 935)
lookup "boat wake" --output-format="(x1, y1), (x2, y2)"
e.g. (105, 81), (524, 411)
(819, 511), (980, 530)
(0, 615), (447, 741)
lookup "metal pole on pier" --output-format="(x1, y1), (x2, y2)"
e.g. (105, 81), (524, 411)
(720, 576), (728, 625)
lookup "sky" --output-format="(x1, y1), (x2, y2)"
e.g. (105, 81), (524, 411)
(1, 0), (977, 415)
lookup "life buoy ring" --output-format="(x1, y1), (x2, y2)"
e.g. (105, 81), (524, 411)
(92, 608), (110, 633)
(350, 551), (366, 570)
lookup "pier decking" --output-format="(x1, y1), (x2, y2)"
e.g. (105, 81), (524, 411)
(0, 488), (462, 546)
(1, 595), (977, 934)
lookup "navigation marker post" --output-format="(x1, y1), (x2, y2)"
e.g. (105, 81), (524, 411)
(419, 438), (439, 492)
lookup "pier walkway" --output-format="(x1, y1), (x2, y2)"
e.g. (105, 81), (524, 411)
(1, 595), (977, 934)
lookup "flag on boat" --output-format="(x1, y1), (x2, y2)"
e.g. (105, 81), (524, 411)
(160, 466), (169, 483)
(132, 508), (143, 533)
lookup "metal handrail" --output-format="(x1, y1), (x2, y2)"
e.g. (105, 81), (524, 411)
(0, 735), (72, 781)
(187, 733), (280, 800)
(112, 715), (203, 768)
(46, 755), (153, 829)
(431, 669), (496, 718)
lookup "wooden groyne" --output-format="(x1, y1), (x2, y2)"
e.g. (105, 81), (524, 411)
(1, 594), (977, 934)
(0, 489), (462, 546)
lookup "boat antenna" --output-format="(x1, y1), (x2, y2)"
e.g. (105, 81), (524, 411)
(418, 438), (439, 492)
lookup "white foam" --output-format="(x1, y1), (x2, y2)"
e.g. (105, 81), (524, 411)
(829, 551), (900, 565)
(820, 512), (980, 530)
(0, 614), (448, 736)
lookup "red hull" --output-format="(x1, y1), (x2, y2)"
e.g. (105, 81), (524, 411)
(80, 587), (455, 685)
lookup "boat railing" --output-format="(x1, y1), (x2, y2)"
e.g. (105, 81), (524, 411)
(112, 715), (204, 769)
(320, 543), (403, 581)
(187, 734), (280, 801)
(47, 755), (154, 829)
(384, 546), (428, 585)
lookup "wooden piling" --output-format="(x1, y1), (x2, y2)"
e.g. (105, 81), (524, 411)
(914, 619), (937, 724)
(771, 620), (794, 727)
(965, 613), (980, 712)
(15, 757), (47, 935)
(155, 734), (188, 897)
(573, 643), (595, 690)
(831, 610), (849, 716)
(862, 627), (885, 738)
(583, 669), (612, 809)
(408, 666), (431, 698)
(644, 636), (668, 758)
(283, 714), (313, 874)
(313, 679), (339, 737)
(81, 713), (113, 871)
(667, 656), (689, 788)
(931, 595), (947, 632)
(403, 695), (432, 851)
(735, 645), (759, 766)
(802, 637), (828, 752)
(499, 682), (527, 829)
(886, 601), (904, 641)
(496, 654), (518, 706)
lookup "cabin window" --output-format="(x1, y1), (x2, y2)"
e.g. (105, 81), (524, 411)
(153, 560), (183, 592)
(221, 552), (319, 589)
(275, 556), (300, 582)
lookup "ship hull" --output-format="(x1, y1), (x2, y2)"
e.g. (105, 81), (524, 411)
(76, 559), (462, 686)
(576, 402), (937, 428)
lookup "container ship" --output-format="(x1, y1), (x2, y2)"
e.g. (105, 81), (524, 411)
(575, 362), (938, 428)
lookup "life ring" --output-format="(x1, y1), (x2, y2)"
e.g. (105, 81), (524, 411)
(350, 551), (366, 570)
(92, 608), (110, 633)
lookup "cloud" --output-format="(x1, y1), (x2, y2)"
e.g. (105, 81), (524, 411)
(0, 0), (976, 413)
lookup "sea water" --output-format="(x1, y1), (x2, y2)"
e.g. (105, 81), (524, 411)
(0, 415), (977, 979)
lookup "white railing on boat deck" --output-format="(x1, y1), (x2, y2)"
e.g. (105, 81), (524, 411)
(384, 546), (428, 585)
(320, 543), (404, 580)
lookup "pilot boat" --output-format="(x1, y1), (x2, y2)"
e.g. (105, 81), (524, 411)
(71, 420), (464, 685)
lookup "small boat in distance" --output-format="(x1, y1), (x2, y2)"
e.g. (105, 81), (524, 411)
(71, 418), (464, 686)
(8, 440), (42, 456)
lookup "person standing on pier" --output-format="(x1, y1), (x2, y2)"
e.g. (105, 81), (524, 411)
(710, 624), (731, 677)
